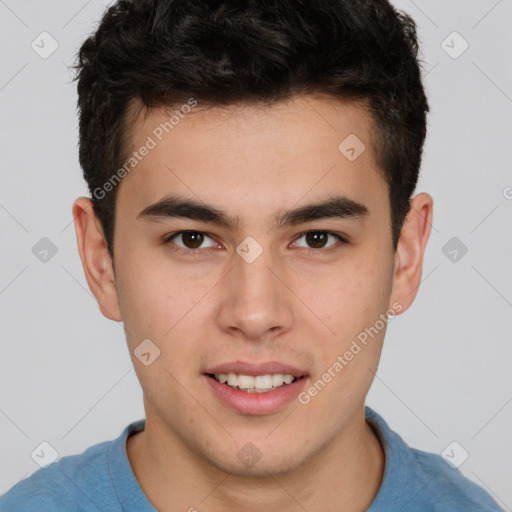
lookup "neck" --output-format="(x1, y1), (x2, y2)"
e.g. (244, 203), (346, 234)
(126, 407), (384, 512)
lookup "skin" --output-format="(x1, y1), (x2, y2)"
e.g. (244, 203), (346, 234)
(73, 92), (433, 512)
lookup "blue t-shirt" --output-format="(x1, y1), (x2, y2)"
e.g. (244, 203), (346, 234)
(0, 407), (503, 511)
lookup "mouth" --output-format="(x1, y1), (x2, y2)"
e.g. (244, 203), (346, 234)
(203, 361), (310, 414)
(205, 372), (307, 393)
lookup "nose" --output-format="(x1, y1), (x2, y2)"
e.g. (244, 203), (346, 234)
(216, 241), (294, 343)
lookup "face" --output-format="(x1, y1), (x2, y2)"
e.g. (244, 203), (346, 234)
(79, 93), (420, 476)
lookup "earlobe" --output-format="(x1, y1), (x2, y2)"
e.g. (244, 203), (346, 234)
(389, 192), (434, 313)
(72, 197), (122, 322)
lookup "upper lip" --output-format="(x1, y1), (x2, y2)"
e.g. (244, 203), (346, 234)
(205, 361), (309, 378)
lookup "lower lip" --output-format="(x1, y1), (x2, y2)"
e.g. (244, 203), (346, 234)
(203, 374), (309, 415)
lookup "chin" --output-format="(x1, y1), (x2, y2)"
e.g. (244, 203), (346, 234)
(199, 437), (311, 478)
(214, 453), (305, 478)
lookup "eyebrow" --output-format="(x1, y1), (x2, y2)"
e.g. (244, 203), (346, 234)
(137, 194), (369, 229)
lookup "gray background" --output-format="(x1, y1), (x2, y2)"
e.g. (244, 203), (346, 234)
(0, 0), (511, 508)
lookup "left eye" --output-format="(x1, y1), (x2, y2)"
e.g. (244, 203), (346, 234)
(293, 231), (345, 250)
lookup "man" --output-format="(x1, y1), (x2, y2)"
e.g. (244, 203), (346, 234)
(0, 0), (503, 510)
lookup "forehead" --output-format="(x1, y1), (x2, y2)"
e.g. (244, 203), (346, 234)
(116, 93), (388, 224)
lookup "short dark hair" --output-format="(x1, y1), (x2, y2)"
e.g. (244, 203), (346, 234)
(74, 0), (429, 259)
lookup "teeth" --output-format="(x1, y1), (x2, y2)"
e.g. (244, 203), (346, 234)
(272, 374), (284, 387)
(283, 374), (294, 384)
(255, 375), (273, 388)
(238, 375), (255, 390)
(214, 372), (298, 392)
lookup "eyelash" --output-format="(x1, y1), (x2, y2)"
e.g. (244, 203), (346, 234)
(162, 230), (349, 256)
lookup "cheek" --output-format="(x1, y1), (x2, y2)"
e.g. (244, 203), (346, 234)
(114, 250), (219, 391)
(322, 257), (392, 390)
(298, 252), (393, 411)
(308, 257), (393, 342)
(115, 249), (201, 343)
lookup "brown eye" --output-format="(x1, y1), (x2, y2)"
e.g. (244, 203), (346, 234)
(294, 231), (346, 250)
(180, 231), (205, 249)
(305, 232), (329, 248)
(167, 231), (217, 251)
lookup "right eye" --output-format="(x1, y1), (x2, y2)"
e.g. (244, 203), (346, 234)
(164, 230), (219, 255)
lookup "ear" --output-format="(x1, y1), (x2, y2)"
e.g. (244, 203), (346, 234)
(389, 192), (434, 314)
(72, 197), (122, 321)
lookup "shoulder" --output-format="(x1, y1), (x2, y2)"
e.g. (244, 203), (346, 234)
(409, 447), (503, 511)
(0, 424), (135, 512)
(0, 440), (113, 512)
(365, 407), (503, 512)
